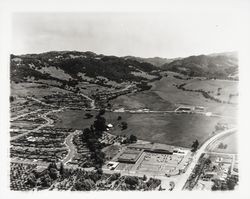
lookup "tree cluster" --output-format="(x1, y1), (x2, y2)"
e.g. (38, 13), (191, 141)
(191, 139), (199, 152)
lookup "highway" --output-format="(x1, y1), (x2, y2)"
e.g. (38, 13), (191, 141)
(174, 127), (237, 190)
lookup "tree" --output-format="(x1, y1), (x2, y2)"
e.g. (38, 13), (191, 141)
(217, 87), (222, 96)
(37, 174), (52, 188)
(74, 179), (95, 191)
(47, 162), (57, 171)
(26, 173), (37, 187)
(49, 168), (59, 180)
(117, 116), (122, 121)
(205, 158), (211, 165)
(85, 113), (93, 119)
(107, 103), (112, 110)
(59, 162), (64, 175)
(98, 109), (106, 116)
(125, 176), (139, 188)
(227, 176), (237, 190)
(191, 139), (199, 152)
(10, 96), (15, 102)
(93, 115), (106, 132)
(121, 122), (128, 130)
(142, 175), (147, 181)
(129, 134), (137, 143)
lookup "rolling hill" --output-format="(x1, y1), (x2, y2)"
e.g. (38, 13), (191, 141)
(161, 52), (238, 79)
(10, 51), (161, 86)
(123, 56), (178, 67)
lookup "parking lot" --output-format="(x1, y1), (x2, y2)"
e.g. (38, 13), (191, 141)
(135, 152), (185, 176)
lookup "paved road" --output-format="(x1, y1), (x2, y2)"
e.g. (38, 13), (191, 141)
(174, 127), (237, 191)
(61, 130), (82, 164)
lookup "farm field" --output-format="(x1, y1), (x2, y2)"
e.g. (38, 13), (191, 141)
(51, 109), (237, 148)
(111, 72), (238, 117)
(184, 79), (238, 104)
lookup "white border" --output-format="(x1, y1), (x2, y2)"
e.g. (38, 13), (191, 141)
(1, 0), (250, 199)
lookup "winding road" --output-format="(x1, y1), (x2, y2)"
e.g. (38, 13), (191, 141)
(61, 130), (82, 164)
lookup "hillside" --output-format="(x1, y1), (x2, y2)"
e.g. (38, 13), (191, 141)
(124, 56), (178, 67)
(161, 52), (238, 79)
(10, 51), (161, 86)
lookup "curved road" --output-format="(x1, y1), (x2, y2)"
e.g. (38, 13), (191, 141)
(61, 130), (81, 164)
(174, 127), (237, 191)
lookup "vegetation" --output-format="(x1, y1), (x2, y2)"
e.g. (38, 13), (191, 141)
(176, 83), (236, 104)
(120, 121), (128, 130)
(79, 110), (108, 168)
(11, 51), (160, 85)
(211, 175), (238, 191)
(191, 139), (199, 152)
(84, 113), (93, 119)
(162, 53), (238, 79)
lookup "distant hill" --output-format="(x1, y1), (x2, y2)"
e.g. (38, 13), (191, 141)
(10, 51), (238, 86)
(10, 51), (161, 85)
(124, 56), (179, 67)
(161, 52), (238, 79)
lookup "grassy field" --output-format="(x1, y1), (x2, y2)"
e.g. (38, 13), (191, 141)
(51, 109), (237, 148)
(111, 72), (238, 117)
(184, 79), (238, 103)
(11, 82), (71, 100)
(111, 91), (175, 111)
(208, 133), (238, 154)
(52, 109), (98, 129)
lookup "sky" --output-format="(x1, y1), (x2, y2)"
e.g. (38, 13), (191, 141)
(11, 10), (241, 58)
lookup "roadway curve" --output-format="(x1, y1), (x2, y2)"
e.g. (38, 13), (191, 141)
(61, 130), (81, 164)
(174, 127), (237, 191)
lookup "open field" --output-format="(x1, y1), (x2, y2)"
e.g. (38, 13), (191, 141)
(111, 72), (238, 117)
(207, 133), (238, 154)
(11, 82), (71, 99)
(51, 109), (98, 129)
(110, 113), (236, 148)
(51, 109), (236, 148)
(184, 79), (238, 104)
(110, 91), (175, 111)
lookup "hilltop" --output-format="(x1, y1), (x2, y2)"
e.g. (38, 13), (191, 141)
(10, 51), (161, 87)
(161, 52), (238, 79)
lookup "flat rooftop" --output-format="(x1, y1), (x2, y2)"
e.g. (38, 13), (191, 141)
(128, 143), (174, 153)
(118, 148), (143, 163)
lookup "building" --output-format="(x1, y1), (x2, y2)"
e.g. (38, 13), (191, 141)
(107, 161), (119, 170)
(118, 148), (143, 163)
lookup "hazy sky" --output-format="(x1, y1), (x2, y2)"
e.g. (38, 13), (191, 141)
(12, 11), (240, 58)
